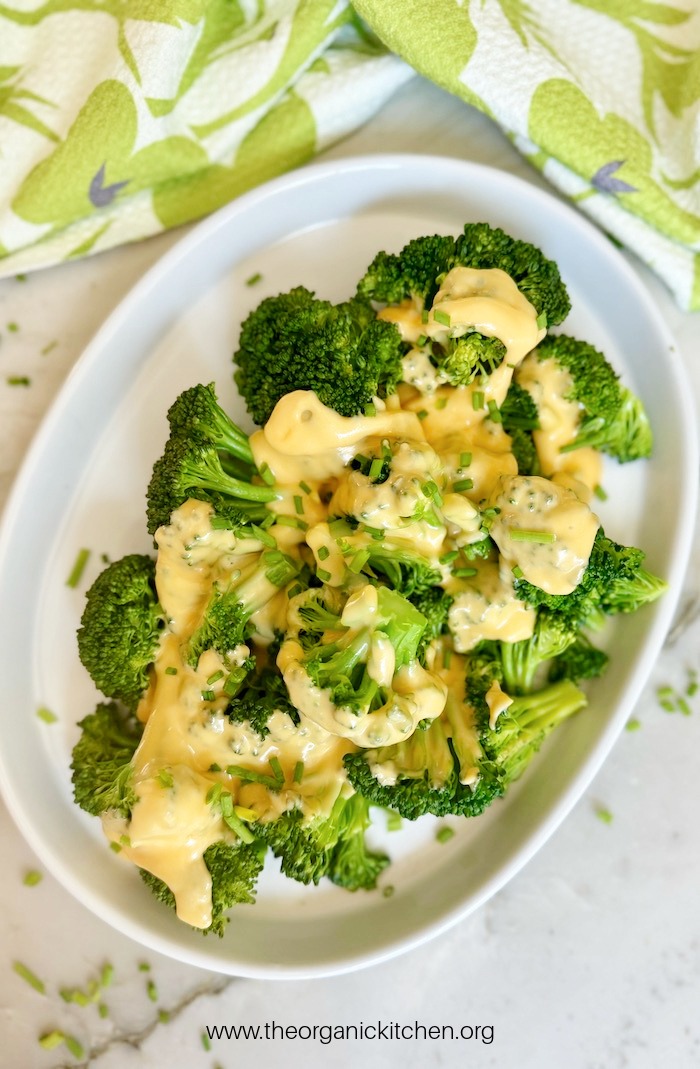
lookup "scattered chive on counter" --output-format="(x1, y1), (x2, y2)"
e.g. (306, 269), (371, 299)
(13, 960), (46, 994)
(146, 979), (158, 1002)
(66, 547), (91, 588)
(245, 272), (262, 286)
(23, 869), (43, 886)
(6, 375), (30, 387)
(625, 717), (641, 731)
(595, 806), (614, 825)
(36, 706), (57, 724)
(436, 825), (455, 844)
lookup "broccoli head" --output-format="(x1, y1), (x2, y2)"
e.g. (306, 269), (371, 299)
(233, 287), (404, 425)
(70, 701), (142, 818)
(77, 554), (164, 711)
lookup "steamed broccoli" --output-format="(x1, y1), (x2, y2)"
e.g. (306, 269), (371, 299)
(515, 528), (666, 625)
(407, 586), (454, 657)
(184, 549), (298, 667)
(226, 658), (300, 736)
(548, 633), (609, 683)
(233, 287), (405, 425)
(520, 334), (652, 462)
(167, 383), (255, 468)
(139, 838), (266, 937)
(77, 554), (164, 711)
(500, 381), (540, 476)
(362, 541), (442, 597)
(70, 702), (142, 818)
(256, 793), (387, 890)
(346, 673), (587, 820)
(499, 611), (579, 695)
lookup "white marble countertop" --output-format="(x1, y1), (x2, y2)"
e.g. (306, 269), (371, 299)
(1, 75), (699, 1069)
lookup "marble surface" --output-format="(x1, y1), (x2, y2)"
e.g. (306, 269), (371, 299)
(1, 75), (699, 1069)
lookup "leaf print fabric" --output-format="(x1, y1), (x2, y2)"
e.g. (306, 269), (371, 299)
(355, 0), (700, 310)
(0, 1), (411, 275)
(1, 0), (699, 310)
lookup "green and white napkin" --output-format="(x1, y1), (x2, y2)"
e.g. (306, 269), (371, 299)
(1, 0), (699, 310)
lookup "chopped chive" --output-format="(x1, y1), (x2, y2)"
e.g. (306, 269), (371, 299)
(433, 309), (451, 327)
(361, 524), (385, 540)
(594, 484), (608, 501)
(453, 567), (477, 578)
(275, 514), (308, 531)
(364, 402), (376, 417)
(15, 273), (27, 281)
(13, 961), (45, 994)
(147, 979), (158, 1002)
(382, 885), (395, 898)
(138, 962), (151, 972)
(536, 311), (547, 330)
(453, 478), (473, 492)
(109, 842), (122, 853)
(625, 717), (641, 731)
(41, 339), (58, 355)
(472, 391), (484, 410)
(223, 668), (246, 697)
(316, 567), (332, 582)
(509, 529), (556, 544)
(436, 825), (455, 844)
(317, 545), (330, 561)
(459, 452), (472, 467)
(66, 547), (91, 588)
(421, 309), (429, 324)
(226, 764), (282, 791)
(249, 524), (276, 547)
(299, 480), (312, 494)
(7, 321), (19, 332)
(23, 869), (42, 887)
(660, 698), (675, 712)
(39, 1031), (65, 1050)
(201, 689), (215, 702)
(512, 565), (524, 579)
(435, 397), (448, 410)
(6, 375), (30, 386)
(164, 666), (177, 676)
(202, 1031), (212, 1051)
(287, 583), (303, 599)
(158, 1009), (170, 1023)
(293, 495), (304, 515)
(119, 834), (131, 847)
(423, 480), (443, 505)
(259, 511), (276, 529)
(386, 810), (402, 832)
(269, 756), (284, 785)
(293, 760), (304, 784)
(595, 806), (613, 825)
(348, 549), (370, 574)
(487, 400), (502, 423)
(368, 457), (385, 481)
(687, 681), (698, 698)
(258, 462), (275, 486)
(657, 685), (674, 699)
(100, 963), (114, 988)
(245, 271), (262, 286)
(207, 670), (224, 685)
(37, 706), (57, 724)
(416, 409), (428, 421)
(416, 333), (428, 347)
(677, 697), (692, 716)
(64, 1035), (85, 1059)
(440, 550), (459, 564)
(234, 805), (257, 821)
(98, 1003), (110, 1019)
(157, 769), (174, 788)
(209, 763), (221, 772)
(328, 518), (353, 537)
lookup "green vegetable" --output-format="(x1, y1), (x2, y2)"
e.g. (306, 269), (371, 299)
(70, 702), (142, 818)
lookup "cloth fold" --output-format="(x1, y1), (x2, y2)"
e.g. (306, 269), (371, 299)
(1, 0), (699, 310)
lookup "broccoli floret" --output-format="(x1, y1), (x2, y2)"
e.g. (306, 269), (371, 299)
(499, 611), (579, 695)
(515, 528), (666, 625)
(184, 549), (298, 667)
(501, 381), (540, 476)
(139, 838), (266, 937)
(256, 792), (387, 889)
(408, 586), (454, 657)
(548, 633), (609, 683)
(358, 233), (457, 306)
(77, 554), (164, 710)
(523, 334), (652, 462)
(226, 660), (300, 736)
(70, 702), (142, 817)
(233, 287), (404, 425)
(327, 794), (389, 891)
(345, 676), (587, 819)
(438, 333), (507, 385)
(167, 383), (255, 467)
(362, 542), (442, 597)
(302, 587), (426, 713)
(146, 433), (277, 537)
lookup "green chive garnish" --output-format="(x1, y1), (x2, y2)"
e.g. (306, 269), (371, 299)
(386, 811), (402, 832)
(269, 756), (284, 785)
(364, 403), (376, 417)
(421, 309), (429, 324)
(453, 478), (473, 492)
(66, 547), (91, 588)
(435, 397), (448, 410)
(275, 514), (307, 531)
(443, 647), (452, 669)
(207, 671), (224, 685)
(348, 549), (370, 574)
(226, 764), (282, 791)
(594, 484), (608, 501)
(258, 462), (275, 486)
(157, 769), (174, 788)
(416, 409), (428, 421)
(512, 565), (524, 579)
(13, 961), (45, 994)
(202, 1031), (212, 1051)
(382, 885), (395, 898)
(453, 567), (477, 578)
(509, 529), (556, 544)
(36, 706), (57, 724)
(436, 825), (455, 844)
(416, 333), (428, 347)
(316, 567), (332, 582)
(433, 309), (451, 327)
(246, 272), (262, 286)
(6, 375), (30, 386)
(299, 481), (311, 494)
(440, 550), (459, 564)
(293, 760), (304, 784)
(472, 391), (484, 410)
(23, 870), (42, 886)
(147, 979), (158, 1002)
(459, 452), (472, 467)
(164, 666), (177, 676)
(39, 1031), (65, 1050)
(536, 311), (547, 330)
(487, 399), (502, 423)
(317, 545), (330, 561)
(201, 689), (215, 702)
(293, 495), (304, 514)
(595, 806), (613, 825)
(7, 321), (19, 332)
(626, 717), (641, 731)
(368, 457), (384, 481)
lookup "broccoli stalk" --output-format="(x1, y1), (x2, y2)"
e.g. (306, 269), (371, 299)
(499, 611), (580, 695)
(77, 554), (164, 711)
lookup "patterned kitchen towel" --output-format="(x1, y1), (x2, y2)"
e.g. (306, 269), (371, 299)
(355, 0), (700, 310)
(0, 1), (411, 276)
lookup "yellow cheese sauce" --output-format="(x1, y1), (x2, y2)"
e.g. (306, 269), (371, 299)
(98, 268), (609, 930)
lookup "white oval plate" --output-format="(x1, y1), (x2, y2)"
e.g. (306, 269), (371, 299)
(0, 156), (696, 979)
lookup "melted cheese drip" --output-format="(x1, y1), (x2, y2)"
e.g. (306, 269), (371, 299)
(516, 352), (602, 498)
(488, 475), (600, 596)
(485, 679), (514, 731)
(447, 560), (537, 652)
